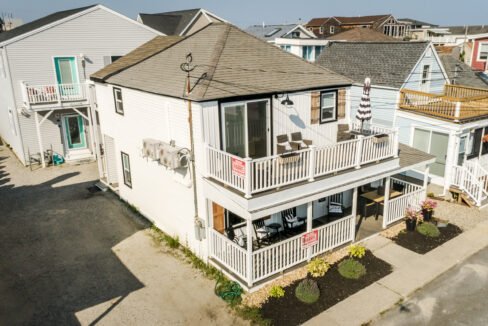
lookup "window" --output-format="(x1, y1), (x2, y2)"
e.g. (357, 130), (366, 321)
(121, 152), (132, 188)
(315, 46), (324, 59)
(319, 26), (324, 34)
(113, 87), (124, 115)
(479, 43), (488, 61)
(280, 45), (291, 52)
(421, 65), (430, 84)
(320, 91), (337, 123)
(290, 31), (300, 38)
(302, 46), (313, 61)
(412, 128), (449, 177)
(330, 26), (335, 34)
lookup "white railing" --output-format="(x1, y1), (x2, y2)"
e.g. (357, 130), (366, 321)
(252, 215), (355, 282)
(209, 229), (248, 281)
(464, 160), (488, 197)
(451, 165), (484, 206)
(23, 83), (87, 105)
(384, 178), (425, 227)
(205, 127), (398, 197)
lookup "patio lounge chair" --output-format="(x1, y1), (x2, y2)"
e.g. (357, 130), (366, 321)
(276, 134), (299, 155)
(290, 132), (312, 149)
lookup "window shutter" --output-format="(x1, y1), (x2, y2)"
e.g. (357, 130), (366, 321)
(338, 88), (346, 119)
(311, 91), (320, 124)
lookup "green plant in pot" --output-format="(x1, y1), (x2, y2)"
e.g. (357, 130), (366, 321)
(420, 199), (437, 221)
(405, 208), (422, 231)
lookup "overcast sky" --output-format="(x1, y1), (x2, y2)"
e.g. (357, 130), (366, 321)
(1, 0), (487, 27)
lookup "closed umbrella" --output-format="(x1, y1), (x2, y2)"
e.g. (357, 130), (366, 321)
(356, 77), (372, 134)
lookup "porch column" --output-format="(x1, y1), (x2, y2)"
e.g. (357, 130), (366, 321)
(382, 177), (391, 229)
(306, 201), (313, 261)
(246, 219), (253, 287)
(34, 111), (45, 168)
(352, 187), (358, 218)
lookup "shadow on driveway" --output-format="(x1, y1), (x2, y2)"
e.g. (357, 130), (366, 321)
(0, 159), (148, 325)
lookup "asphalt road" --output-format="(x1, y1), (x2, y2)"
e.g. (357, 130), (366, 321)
(373, 245), (488, 325)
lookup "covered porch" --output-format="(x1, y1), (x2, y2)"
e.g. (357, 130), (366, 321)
(207, 170), (428, 288)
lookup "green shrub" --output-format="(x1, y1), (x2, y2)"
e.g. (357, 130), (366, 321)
(348, 244), (366, 259)
(417, 222), (440, 238)
(268, 285), (285, 298)
(338, 258), (367, 280)
(427, 192), (435, 198)
(295, 279), (320, 304)
(307, 258), (330, 278)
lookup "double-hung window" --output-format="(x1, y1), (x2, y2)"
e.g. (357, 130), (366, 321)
(330, 26), (335, 34)
(421, 65), (430, 85)
(479, 43), (488, 61)
(121, 152), (132, 188)
(320, 91), (337, 123)
(113, 87), (124, 115)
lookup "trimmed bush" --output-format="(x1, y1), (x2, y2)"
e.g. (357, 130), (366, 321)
(295, 279), (320, 304)
(417, 222), (440, 238)
(338, 258), (367, 280)
(307, 258), (330, 278)
(269, 285), (285, 298)
(348, 244), (366, 259)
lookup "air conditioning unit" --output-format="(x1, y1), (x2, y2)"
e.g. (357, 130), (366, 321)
(142, 138), (161, 160)
(159, 142), (189, 169)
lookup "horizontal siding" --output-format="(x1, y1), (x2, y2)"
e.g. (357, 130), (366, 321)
(5, 7), (158, 161)
(95, 83), (208, 258)
(350, 85), (397, 127)
(404, 47), (447, 94)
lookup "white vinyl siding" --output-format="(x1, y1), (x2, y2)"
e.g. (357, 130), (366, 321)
(349, 85), (397, 127)
(404, 47), (447, 94)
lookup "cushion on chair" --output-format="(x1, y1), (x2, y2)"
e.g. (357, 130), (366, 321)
(329, 202), (343, 214)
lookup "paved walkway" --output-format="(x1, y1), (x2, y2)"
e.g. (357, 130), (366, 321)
(306, 217), (488, 326)
(0, 146), (245, 325)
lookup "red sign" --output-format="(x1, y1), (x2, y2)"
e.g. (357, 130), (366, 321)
(302, 230), (319, 248)
(232, 157), (246, 177)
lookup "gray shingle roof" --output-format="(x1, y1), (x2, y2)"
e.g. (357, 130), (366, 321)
(245, 24), (299, 41)
(92, 23), (351, 102)
(316, 41), (430, 88)
(0, 5), (96, 44)
(439, 54), (488, 89)
(138, 9), (201, 35)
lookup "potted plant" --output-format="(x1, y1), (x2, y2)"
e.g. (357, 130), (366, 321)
(420, 199), (437, 221)
(405, 208), (422, 231)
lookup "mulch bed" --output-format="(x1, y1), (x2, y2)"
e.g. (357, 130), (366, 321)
(260, 251), (392, 326)
(392, 220), (463, 254)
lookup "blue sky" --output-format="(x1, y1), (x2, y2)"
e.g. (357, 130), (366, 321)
(1, 0), (487, 27)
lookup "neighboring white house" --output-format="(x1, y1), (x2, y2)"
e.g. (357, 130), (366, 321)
(0, 5), (162, 167)
(91, 23), (434, 290)
(245, 24), (329, 62)
(318, 41), (488, 206)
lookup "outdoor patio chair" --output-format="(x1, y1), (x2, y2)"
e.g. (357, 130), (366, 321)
(281, 208), (304, 234)
(392, 182), (405, 193)
(328, 193), (344, 219)
(290, 132), (312, 149)
(252, 219), (275, 247)
(276, 134), (299, 155)
(226, 227), (246, 247)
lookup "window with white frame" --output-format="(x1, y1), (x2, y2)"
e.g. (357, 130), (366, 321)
(113, 87), (124, 115)
(421, 64), (430, 85)
(280, 45), (291, 52)
(315, 46), (324, 59)
(319, 26), (324, 34)
(479, 43), (488, 61)
(302, 46), (313, 61)
(330, 26), (335, 34)
(320, 91), (337, 123)
(121, 152), (132, 188)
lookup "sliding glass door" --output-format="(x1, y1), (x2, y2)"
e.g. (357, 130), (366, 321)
(221, 99), (270, 159)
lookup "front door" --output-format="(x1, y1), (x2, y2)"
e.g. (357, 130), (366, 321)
(221, 99), (270, 159)
(54, 57), (80, 98)
(63, 115), (87, 150)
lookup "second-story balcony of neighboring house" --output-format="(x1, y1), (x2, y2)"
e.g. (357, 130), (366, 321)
(21, 81), (88, 109)
(205, 123), (399, 199)
(399, 84), (488, 122)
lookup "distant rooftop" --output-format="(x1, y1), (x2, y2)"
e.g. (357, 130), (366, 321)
(398, 18), (438, 27)
(245, 24), (311, 41)
(326, 28), (397, 42)
(442, 25), (488, 35)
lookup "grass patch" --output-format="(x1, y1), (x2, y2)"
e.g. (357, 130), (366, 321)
(417, 222), (440, 238)
(338, 258), (367, 280)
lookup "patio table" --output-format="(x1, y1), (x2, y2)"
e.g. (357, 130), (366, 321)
(360, 189), (402, 218)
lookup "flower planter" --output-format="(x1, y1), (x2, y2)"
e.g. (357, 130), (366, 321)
(372, 134), (389, 144)
(405, 219), (417, 231)
(422, 209), (433, 221)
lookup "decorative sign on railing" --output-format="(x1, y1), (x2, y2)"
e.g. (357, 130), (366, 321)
(231, 157), (246, 178)
(301, 230), (319, 249)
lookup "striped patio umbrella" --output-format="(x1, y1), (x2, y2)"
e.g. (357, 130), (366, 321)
(356, 77), (372, 133)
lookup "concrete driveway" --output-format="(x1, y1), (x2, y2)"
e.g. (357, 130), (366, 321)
(0, 146), (245, 326)
(373, 245), (488, 325)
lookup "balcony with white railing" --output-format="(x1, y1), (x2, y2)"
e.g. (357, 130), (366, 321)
(21, 82), (88, 107)
(205, 124), (399, 198)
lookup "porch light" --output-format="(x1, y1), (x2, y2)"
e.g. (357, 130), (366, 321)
(281, 94), (294, 106)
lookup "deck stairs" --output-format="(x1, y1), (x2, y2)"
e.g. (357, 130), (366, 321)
(450, 160), (488, 208)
